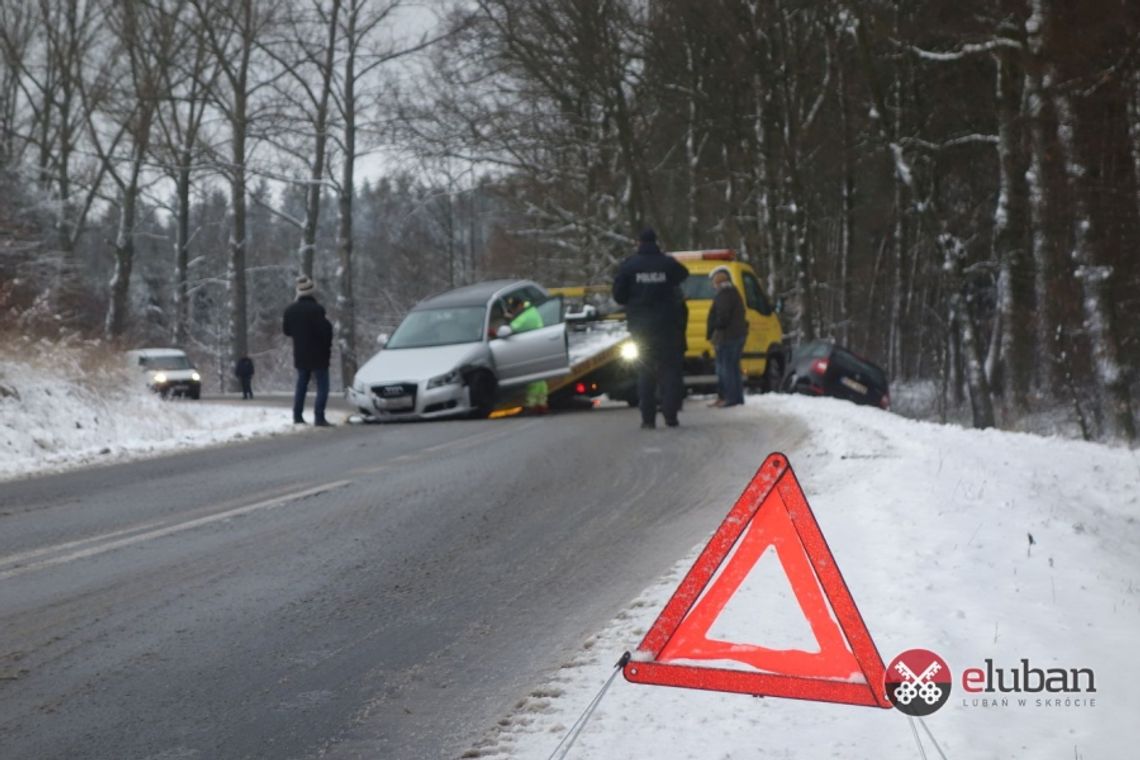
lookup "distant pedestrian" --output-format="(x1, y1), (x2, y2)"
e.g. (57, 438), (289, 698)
(283, 275), (334, 427)
(706, 266), (748, 407)
(612, 228), (689, 429)
(235, 355), (255, 399)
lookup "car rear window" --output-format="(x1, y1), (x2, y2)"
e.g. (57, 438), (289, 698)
(680, 276), (715, 301)
(836, 348), (888, 387)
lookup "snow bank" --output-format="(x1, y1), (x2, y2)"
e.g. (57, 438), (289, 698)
(471, 395), (1140, 758)
(0, 339), (298, 482)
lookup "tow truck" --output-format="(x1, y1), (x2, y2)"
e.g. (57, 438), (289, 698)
(670, 249), (786, 391)
(548, 249), (786, 406)
(546, 286), (639, 407)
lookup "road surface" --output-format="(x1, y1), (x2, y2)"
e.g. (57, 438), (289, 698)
(0, 402), (804, 759)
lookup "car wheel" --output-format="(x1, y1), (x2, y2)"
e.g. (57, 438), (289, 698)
(189, 388), (200, 400)
(762, 352), (784, 393)
(466, 370), (496, 419)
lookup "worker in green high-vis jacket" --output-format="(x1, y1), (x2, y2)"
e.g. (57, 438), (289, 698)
(505, 296), (550, 414)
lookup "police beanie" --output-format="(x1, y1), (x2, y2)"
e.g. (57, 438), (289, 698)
(639, 228), (657, 243)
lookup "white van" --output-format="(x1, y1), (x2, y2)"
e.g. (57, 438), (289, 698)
(126, 348), (202, 399)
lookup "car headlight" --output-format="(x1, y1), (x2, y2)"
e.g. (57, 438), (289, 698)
(620, 341), (639, 361)
(154, 372), (168, 384)
(191, 371), (201, 382)
(427, 369), (462, 389)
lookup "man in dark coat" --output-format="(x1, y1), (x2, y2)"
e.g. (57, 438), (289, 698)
(283, 275), (334, 426)
(706, 266), (749, 407)
(234, 356), (255, 399)
(612, 228), (689, 428)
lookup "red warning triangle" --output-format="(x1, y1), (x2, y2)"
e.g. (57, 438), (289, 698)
(623, 452), (891, 708)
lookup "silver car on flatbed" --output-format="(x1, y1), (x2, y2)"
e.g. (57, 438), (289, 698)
(347, 280), (570, 420)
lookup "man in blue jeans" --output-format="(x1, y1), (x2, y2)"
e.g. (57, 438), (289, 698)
(707, 266), (749, 407)
(283, 275), (334, 426)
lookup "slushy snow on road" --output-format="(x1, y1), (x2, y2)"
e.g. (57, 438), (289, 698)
(470, 394), (1140, 759)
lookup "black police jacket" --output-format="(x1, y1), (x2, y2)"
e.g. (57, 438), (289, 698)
(612, 242), (689, 348)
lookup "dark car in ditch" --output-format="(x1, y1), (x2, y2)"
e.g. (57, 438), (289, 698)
(781, 340), (890, 410)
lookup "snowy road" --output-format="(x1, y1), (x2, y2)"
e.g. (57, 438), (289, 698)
(0, 402), (804, 759)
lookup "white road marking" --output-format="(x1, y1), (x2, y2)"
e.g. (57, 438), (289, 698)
(0, 480), (352, 581)
(0, 484), (301, 570)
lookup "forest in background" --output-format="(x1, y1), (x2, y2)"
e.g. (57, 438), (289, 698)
(0, 0), (1137, 441)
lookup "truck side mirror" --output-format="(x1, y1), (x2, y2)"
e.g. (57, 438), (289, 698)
(495, 325), (513, 339)
(377, 332), (390, 348)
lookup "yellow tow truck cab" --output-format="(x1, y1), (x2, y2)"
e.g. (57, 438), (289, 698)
(672, 250), (786, 390)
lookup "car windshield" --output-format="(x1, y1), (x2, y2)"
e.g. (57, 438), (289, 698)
(680, 276), (716, 300)
(141, 355), (192, 370)
(386, 306), (487, 349)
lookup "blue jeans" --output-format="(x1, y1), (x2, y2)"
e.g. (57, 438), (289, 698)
(294, 367), (329, 422)
(715, 337), (746, 406)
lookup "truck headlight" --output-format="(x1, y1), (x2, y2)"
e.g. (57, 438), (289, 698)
(620, 341), (639, 361)
(427, 369), (461, 388)
(154, 372), (168, 384)
(191, 371), (201, 382)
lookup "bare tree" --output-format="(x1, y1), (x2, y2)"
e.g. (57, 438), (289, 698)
(97, 0), (178, 339)
(259, 0), (343, 278)
(191, 0), (280, 385)
(150, 0), (218, 345)
(329, 0), (450, 387)
(1052, 83), (1135, 441)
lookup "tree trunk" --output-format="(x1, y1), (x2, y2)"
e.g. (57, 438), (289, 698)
(1023, 0), (1065, 394)
(298, 0), (342, 278)
(941, 232), (994, 428)
(173, 159), (192, 345)
(836, 52), (854, 347)
(336, 1), (359, 390)
(684, 39), (701, 247)
(229, 103), (249, 388)
(1129, 68), (1140, 222)
(1052, 86), (1136, 441)
(992, 53), (1032, 412)
(105, 184), (137, 339)
(961, 290), (996, 430)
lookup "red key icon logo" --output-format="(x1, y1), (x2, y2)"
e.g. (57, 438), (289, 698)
(885, 649), (952, 716)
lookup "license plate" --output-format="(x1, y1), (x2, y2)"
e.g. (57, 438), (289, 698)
(380, 396), (413, 410)
(840, 376), (868, 395)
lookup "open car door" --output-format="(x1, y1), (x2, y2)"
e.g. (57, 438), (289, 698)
(489, 294), (570, 387)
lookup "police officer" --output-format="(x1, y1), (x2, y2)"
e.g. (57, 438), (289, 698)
(612, 228), (689, 428)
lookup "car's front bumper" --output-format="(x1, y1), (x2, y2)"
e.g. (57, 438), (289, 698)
(151, 380), (201, 396)
(347, 381), (470, 421)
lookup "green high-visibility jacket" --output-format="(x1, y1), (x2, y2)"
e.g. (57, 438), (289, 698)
(509, 303), (543, 333)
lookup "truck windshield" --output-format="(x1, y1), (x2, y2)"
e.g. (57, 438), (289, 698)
(386, 306), (487, 349)
(141, 355), (192, 370)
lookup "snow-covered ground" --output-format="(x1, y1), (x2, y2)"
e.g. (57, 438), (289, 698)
(0, 341), (300, 482)
(469, 395), (1140, 759)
